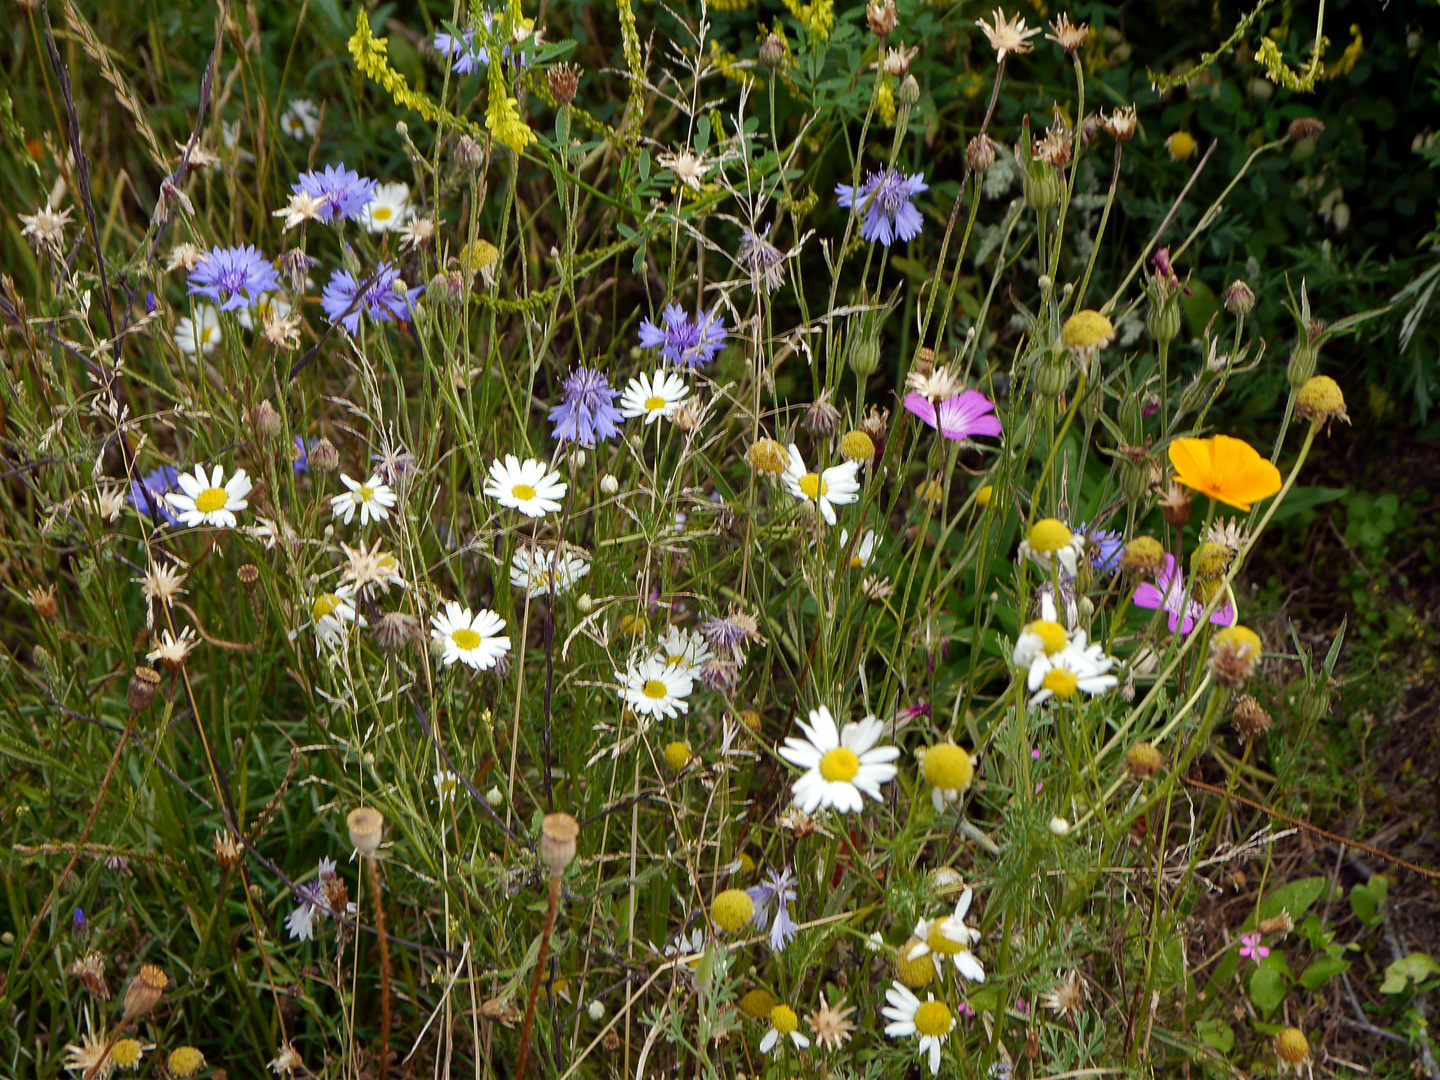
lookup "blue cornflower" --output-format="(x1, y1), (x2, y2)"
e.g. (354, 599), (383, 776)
(637, 304), (728, 369)
(292, 436), (318, 474)
(294, 164), (378, 224)
(835, 168), (928, 247)
(435, 27), (490, 72)
(187, 245), (281, 311)
(72, 907), (86, 934)
(548, 366), (624, 446)
(746, 867), (798, 952)
(129, 465), (181, 526)
(1081, 523), (1124, 574)
(320, 262), (422, 334)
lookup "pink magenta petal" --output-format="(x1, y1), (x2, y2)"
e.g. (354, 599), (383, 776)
(1132, 583), (1164, 610)
(937, 390), (1003, 440)
(902, 391), (939, 430)
(1209, 599), (1237, 626)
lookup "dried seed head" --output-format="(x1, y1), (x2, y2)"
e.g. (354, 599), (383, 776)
(912, 345), (935, 379)
(966, 133), (997, 172)
(70, 951), (111, 1000)
(1295, 375), (1349, 430)
(1223, 279), (1256, 316)
(237, 563), (260, 588)
(1288, 117), (1325, 141)
(759, 32), (787, 69)
(1231, 694), (1272, 738)
(347, 806), (385, 856)
(1258, 910), (1295, 935)
(453, 134), (485, 172)
(860, 405), (890, 442)
(866, 0), (897, 35)
(252, 399), (283, 441)
(28, 584), (58, 620)
(540, 812), (581, 876)
(1124, 741), (1164, 778)
(167, 1046), (206, 1078)
(1275, 1027), (1309, 1064)
(548, 63), (582, 105)
(122, 963), (168, 1020)
(213, 830), (244, 869)
(673, 399), (703, 434)
(1159, 482), (1191, 526)
(372, 611), (422, 651)
(1098, 104), (1138, 142)
(1209, 625), (1263, 688)
(126, 666), (162, 714)
(308, 437), (339, 473)
(737, 709), (762, 733)
(1046, 13), (1089, 52)
(804, 391), (842, 437)
(746, 438), (789, 475)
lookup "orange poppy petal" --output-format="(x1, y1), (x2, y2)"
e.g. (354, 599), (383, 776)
(1228, 457), (1283, 505)
(1168, 438), (1212, 489)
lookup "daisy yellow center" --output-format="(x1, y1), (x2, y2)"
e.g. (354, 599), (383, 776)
(312, 593), (340, 620)
(1026, 620), (1069, 655)
(927, 924), (964, 955)
(373, 206), (393, 221)
(642, 679), (669, 699)
(850, 555), (863, 569)
(451, 628), (482, 651)
(1042, 668), (1079, 699)
(644, 395), (667, 411)
(922, 743), (974, 790)
(798, 473), (826, 500)
(359, 485), (375, 502)
(769, 1004), (799, 1035)
(112, 1040), (143, 1067)
(200, 325), (217, 343)
(512, 483), (537, 501)
(819, 746), (860, 782)
(194, 487), (229, 514)
(1028, 518), (1073, 553)
(913, 1000), (953, 1037)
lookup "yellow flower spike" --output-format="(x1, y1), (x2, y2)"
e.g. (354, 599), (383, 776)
(1167, 434), (1281, 511)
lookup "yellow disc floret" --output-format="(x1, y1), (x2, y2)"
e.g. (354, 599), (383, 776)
(167, 1047), (206, 1078)
(1125, 741), (1164, 778)
(664, 741), (692, 770)
(1042, 668), (1080, 699)
(739, 988), (776, 1018)
(769, 1004), (799, 1034)
(913, 1000), (954, 1037)
(840, 430), (876, 463)
(1275, 1027), (1310, 1064)
(194, 487), (229, 514)
(1120, 536), (1165, 576)
(1295, 375), (1349, 427)
(1027, 518), (1073, 553)
(747, 438), (789, 474)
(974, 484), (994, 508)
(926, 923), (964, 955)
(1061, 310), (1115, 352)
(922, 743), (974, 792)
(1166, 131), (1196, 160)
(712, 888), (755, 932)
(819, 746), (860, 782)
(895, 938), (936, 987)
(1026, 619), (1069, 655)
(1210, 624), (1263, 687)
(112, 1039), (144, 1068)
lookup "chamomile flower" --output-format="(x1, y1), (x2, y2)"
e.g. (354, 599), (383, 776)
(1027, 647), (1117, 706)
(311, 584), (362, 651)
(434, 770), (460, 805)
(760, 1004), (809, 1055)
(781, 445), (861, 526)
(617, 657), (693, 719)
(838, 528), (881, 569)
(235, 294), (293, 331)
(280, 98), (320, 140)
(174, 304), (222, 356)
(483, 455), (567, 517)
(1017, 517), (1086, 578)
(430, 602), (511, 670)
(906, 890), (985, 982)
(165, 463), (253, 528)
(620, 370), (691, 424)
(331, 473), (397, 526)
(652, 624), (713, 676)
(360, 182), (412, 233)
(511, 546), (591, 597)
(882, 982), (955, 1075)
(778, 706), (899, 814)
(1011, 591), (1073, 669)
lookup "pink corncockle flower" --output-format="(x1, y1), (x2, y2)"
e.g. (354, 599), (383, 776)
(1238, 931), (1269, 963)
(903, 389), (1003, 442)
(957, 1000), (976, 1018)
(1031, 748), (1042, 760)
(1132, 553), (1236, 634)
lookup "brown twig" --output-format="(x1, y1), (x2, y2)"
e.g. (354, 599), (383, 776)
(1179, 776), (1440, 880)
(368, 857), (392, 1080)
(516, 873), (563, 1077)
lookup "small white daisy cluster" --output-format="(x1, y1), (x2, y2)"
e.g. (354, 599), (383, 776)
(1010, 582), (1118, 707)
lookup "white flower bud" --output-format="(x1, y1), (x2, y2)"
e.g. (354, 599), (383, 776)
(587, 1000), (605, 1021)
(1049, 816), (1071, 837)
(600, 474), (619, 495)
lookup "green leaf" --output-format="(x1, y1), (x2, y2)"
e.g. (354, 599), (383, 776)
(695, 114), (711, 153)
(1248, 965), (1288, 1016)
(638, 149), (651, 183)
(1265, 485), (1346, 524)
(1196, 1017), (1234, 1053)
(1379, 953), (1440, 995)
(1349, 878), (1387, 927)
(1299, 955), (1350, 990)
(1250, 877), (1329, 927)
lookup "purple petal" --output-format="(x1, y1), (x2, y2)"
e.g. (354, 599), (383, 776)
(1132, 583), (1163, 611)
(937, 390), (1002, 440)
(903, 391), (939, 430)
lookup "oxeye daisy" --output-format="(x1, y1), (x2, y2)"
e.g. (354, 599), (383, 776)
(906, 889), (985, 981)
(652, 625), (713, 676)
(174, 304), (222, 356)
(310, 584), (362, 651)
(760, 1004), (809, 1055)
(838, 528), (881, 569)
(280, 98), (319, 139)
(882, 981), (955, 1075)
(510, 545), (591, 597)
(483, 455), (567, 517)
(619, 370), (691, 424)
(1011, 591), (1072, 669)
(165, 463), (253, 528)
(617, 657), (693, 719)
(778, 706), (899, 814)
(360, 181), (412, 233)
(921, 743), (976, 813)
(1026, 647), (1117, 706)
(331, 473), (397, 527)
(781, 445), (861, 526)
(430, 602), (511, 670)
(1017, 517), (1086, 578)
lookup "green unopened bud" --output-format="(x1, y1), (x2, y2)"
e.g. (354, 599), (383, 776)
(1147, 292), (1182, 347)
(1023, 161), (1063, 215)
(897, 74), (920, 107)
(849, 336), (880, 378)
(1121, 458), (1151, 502)
(1286, 338), (1318, 390)
(1032, 354), (1071, 399)
(1298, 673), (1333, 724)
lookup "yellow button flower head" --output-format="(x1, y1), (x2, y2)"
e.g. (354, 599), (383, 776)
(1210, 625), (1263, 687)
(747, 438), (789, 475)
(1120, 536), (1165, 576)
(739, 987), (777, 1018)
(1166, 131), (1196, 161)
(839, 429), (876, 464)
(1295, 375), (1349, 430)
(664, 741), (692, 771)
(712, 888), (755, 932)
(974, 484), (994, 508)
(895, 937), (936, 986)
(1060, 310), (1115, 365)
(167, 1047), (206, 1078)
(1275, 1027), (1310, 1065)
(1168, 434), (1282, 511)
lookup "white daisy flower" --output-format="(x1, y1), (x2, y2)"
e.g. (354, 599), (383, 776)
(510, 546), (590, 598)
(235, 293), (292, 331)
(1027, 645), (1117, 706)
(838, 528), (881, 569)
(430, 601), (511, 670)
(619, 370), (690, 425)
(279, 98), (320, 140)
(616, 656), (693, 719)
(905, 889), (985, 982)
(759, 1004), (809, 1055)
(882, 981), (955, 1075)
(166, 463), (253, 528)
(651, 624), (713, 677)
(331, 473), (398, 527)
(1017, 517), (1086, 579)
(311, 584), (363, 651)
(781, 445), (861, 526)
(174, 304), (222, 356)
(360, 182), (412, 233)
(1011, 592), (1074, 669)
(778, 706), (900, 814)
(483, 454), (567, 518)
(434, 770), (460, 805)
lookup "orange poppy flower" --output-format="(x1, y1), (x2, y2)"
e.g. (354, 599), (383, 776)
(1167, 435), (1281, 512)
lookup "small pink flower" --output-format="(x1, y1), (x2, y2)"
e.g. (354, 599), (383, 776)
(1031, 748), (1042, 760)
(1239, 931), (1269, 963)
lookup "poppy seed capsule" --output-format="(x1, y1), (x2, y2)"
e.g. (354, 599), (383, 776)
(540, 812), (580, 876)
(1125, 741), (1163, 778)
(347, 806), (384, 856)
(127, 666), (162, 713)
